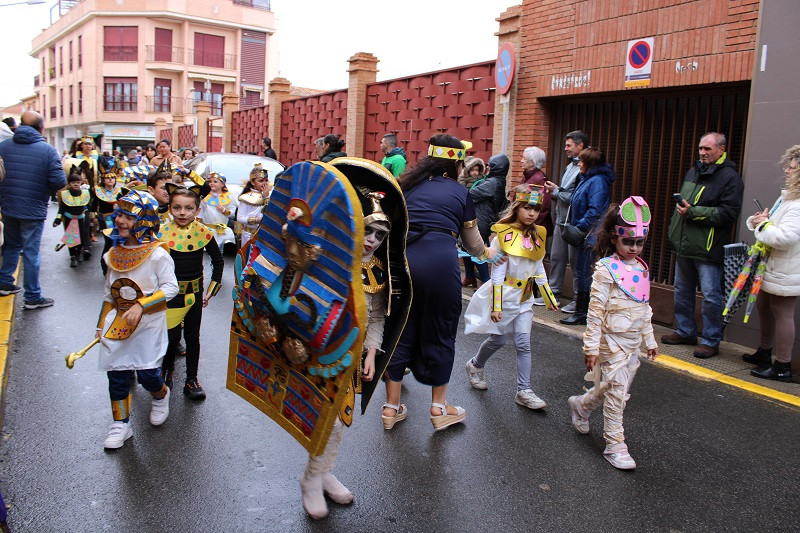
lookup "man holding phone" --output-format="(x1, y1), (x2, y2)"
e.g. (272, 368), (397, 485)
(663, 132), (744, 358)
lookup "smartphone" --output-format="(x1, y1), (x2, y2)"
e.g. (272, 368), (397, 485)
(673, 193), (684, 204)
(754, 199), (765, 212)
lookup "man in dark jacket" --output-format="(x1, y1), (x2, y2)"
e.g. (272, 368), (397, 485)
(663, 132), (744, 358)
(469, 154), (508, 282)
(0, 111), (66, 309)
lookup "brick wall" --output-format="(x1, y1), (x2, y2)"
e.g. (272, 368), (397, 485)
(231, 105), (269, 154)
(279, 89), (348, 164)
(513, 0), (760, 166)
(363, 61), (496, 165)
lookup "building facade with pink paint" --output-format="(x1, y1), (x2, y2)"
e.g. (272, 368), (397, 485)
(31, 0), (277, 154)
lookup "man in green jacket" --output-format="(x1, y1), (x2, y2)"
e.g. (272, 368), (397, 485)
(380, 134), (406, 178)
(662, 132), (744, 359)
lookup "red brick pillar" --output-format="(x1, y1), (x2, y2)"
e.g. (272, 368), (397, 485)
(267, 77), (292, 159)
(155, 117), (167, 138)
(171, 113), (185, 149)
(494, 5), (523, 184)
(195, 101), (211, 153)
(346, 52), (379, 158)
(222, 91), (239, 153)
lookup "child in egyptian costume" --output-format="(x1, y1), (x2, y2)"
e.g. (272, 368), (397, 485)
(95, 190), (179, 449)
(236, 163), (271, 245)
(92, 168), (123, 233)
(198, 172), (237, 250)
(464, 184), (559, 409)
(157, 183), (224, 400)
(567, 196), (658, 470)
(227, 158), (410, 520)
(53, 165), (92, 267)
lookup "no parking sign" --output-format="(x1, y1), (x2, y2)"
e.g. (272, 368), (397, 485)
(625, 37), (654, 88)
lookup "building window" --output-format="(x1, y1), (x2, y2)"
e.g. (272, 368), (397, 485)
(59, 46), (63, 76)
(69, 41), (73, 71)
(78, 82), (82, 114)
(59, 88), (64, 117)
(103, 26), (138, 62)
(78, 36), (82, 67)
(193, 32), (225, 68)
(154, 78), (171, 112)
(69, 85), (73, 115)
(192, 81), (224, 115)
(104, 77), (138, 111)
(154, 28), (173, 62)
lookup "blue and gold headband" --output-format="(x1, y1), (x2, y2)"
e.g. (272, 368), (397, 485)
(515, 185), (544, 206)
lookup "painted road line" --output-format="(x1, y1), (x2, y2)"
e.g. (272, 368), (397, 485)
(0, 269), (20, 428)
(655, 355), (800, 408)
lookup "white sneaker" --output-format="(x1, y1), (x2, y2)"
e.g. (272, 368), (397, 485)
(465, 359), (488, 390)
(561, 300), (577, 314)
(604, 444), (637, 470)
(515, 389), (546, 410)
(532, 296), (545, 306)
(150, 387), (170, 426)
(567, 395), (590, 434)
(103, 421), (132, 449)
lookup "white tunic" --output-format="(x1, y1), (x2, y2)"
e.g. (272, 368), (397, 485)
(200, 193), (238, 249)
(236, 195), (264, 246)
(98, 245), (179, 371)
(464, 236), (547, 336)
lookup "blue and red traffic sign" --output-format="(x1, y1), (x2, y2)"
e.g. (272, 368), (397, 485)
(628, 40), (652, 69)
(495, 42), (516, 95)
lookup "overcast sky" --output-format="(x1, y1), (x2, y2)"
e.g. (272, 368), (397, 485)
(0, 0), (513, 108)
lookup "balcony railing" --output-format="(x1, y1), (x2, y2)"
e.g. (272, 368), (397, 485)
(103, 46), (138, 62)
(188, 49), (236, 70)
(145, 45), (184, 63)
(144, 96), (190, 114)
(233, 0), (270, 10)
(103, 96), (138, 112)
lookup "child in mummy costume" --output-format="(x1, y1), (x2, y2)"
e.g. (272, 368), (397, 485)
(95, 190), (179, 449)
(567, 196), (658, 470)
(464, 184), (559, 409)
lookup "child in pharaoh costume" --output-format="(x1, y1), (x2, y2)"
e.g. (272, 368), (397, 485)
(54, 166), (92, 267)
(567, 196), (659, 470)
(236, 163), (272, 245)
(96, 190), (178, 449)
(198, 172), (237, 250)
(228, 158), (409, 520)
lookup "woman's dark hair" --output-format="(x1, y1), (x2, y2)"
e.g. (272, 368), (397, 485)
(169, 187), (200, 208)
(593, 203), (643, 259)
(263, 137), (272, 147)
(398, 134), (464, 192)
(145, 143), (156, 153)
(68, 138), (82, 156)
(321, 134), (345, 156)
(158, 138), (171, 147)
(578, 147), (606, 170)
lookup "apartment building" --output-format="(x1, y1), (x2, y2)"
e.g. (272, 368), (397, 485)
(31, 0), (277, 153)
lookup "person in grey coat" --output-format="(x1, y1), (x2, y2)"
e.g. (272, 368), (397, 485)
(0, 111), (66, 309)
(544, 130), (588, 311)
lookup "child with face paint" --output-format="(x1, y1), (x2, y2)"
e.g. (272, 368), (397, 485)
(567, 196), (659, 470)
(54, 167), (92, 267)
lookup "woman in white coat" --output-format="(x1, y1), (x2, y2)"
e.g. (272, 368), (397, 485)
(744, 145), (800, 382)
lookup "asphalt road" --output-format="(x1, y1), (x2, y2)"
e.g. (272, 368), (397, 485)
(1, 206), (799, 532)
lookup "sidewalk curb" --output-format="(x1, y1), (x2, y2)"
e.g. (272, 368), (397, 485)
(0, 270), (19, 430)
(529, 314), (800, 409)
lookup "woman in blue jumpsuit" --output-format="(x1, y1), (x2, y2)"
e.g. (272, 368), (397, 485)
(382, 134), (497, 431)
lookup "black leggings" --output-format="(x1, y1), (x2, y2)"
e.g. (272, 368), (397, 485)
(162, 293), (203, 380)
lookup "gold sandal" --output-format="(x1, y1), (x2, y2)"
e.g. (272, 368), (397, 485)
(430, 401), (465, 431)
(381, 403), (407, 430)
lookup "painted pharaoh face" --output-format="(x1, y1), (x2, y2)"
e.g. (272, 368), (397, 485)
(284, 233), (321, 272)
(362, 222), (390, 262)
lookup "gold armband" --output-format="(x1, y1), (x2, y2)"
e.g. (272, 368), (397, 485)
(206, 280), (221, 298)
(247, 216), (258, 226)
(188, 170), (205, 186)
(137, 290), (167, 313)
(492, 284), (503, 312)
(97, 301), (114, 329)
(538, 283), (558, 308)
(461, 219), (477, 229)
(478, 247), (493, 261)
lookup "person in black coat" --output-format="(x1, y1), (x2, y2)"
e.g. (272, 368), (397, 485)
(469, 154), (509, 281)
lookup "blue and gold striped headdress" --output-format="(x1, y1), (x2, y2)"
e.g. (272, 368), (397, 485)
(515, 184), (544, 206)
(109, 190), (161, 244)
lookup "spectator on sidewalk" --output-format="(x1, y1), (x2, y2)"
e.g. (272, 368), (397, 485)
(149, 139), (183, 167)
(470, 154), (510, 284)
(0, 110), (66, 308)
(262, 137), (277, 160)
(663, 132), (744, 359)
(743, 145), (800, 382)
(319, 134), (346, 163)
(544, 130), (587, 309)
(458, 156), (487, 287)
(521, 146), (553, 239)
(380, 133), (407, 178)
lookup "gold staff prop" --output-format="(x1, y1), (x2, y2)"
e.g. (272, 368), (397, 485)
(65, 338), (100, 369)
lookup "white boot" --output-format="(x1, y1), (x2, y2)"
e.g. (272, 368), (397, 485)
(321, 420), (353, 504)
(300, 461), (328, 520)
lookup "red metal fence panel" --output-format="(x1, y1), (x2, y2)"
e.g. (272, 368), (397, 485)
(158, 129), (172, 144)
(279, 89), (348, 165)
(231, 104), (269, 155)
(178, 124), (195, 149)
(363, 61), (495, 167)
